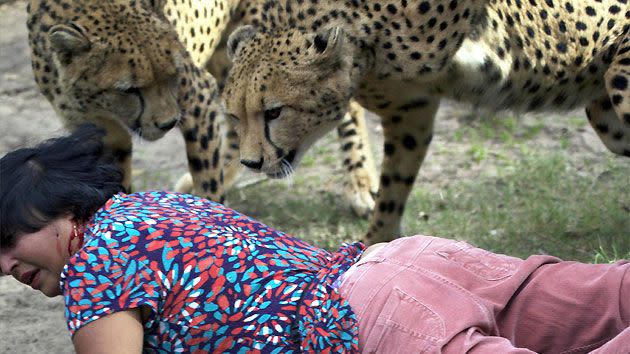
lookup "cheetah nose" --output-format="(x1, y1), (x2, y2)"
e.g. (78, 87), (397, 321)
(156, 119), (178, 131)
(241, 157), (264, 170)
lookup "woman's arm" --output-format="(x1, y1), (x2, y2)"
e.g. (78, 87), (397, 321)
(72, 308), (144, 354)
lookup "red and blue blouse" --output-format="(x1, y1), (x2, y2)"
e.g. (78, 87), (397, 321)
(60, 191), (364, 353)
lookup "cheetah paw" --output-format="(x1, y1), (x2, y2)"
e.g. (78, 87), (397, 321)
(344, 182), (376, 218)
(174, 172), (194, 194)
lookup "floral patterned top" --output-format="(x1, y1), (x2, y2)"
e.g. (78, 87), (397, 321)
(60, 191), (364, 353)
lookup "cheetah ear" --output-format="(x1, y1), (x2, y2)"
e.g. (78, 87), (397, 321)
(227, 25), (257, 61)
(48, 23), (91, 64)
(305, 27), (346, 66)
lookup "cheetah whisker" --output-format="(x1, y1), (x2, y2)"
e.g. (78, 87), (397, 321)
(132, 130), (146, 146)
(280, 159), (295, 187)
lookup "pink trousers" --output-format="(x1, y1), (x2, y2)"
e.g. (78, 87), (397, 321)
(338, 236), (629, 353)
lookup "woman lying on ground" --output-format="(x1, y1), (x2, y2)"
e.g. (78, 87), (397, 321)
(0, 124), (628, 353)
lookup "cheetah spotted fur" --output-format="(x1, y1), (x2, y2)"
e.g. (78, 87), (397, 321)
(224, 0), (630, 244)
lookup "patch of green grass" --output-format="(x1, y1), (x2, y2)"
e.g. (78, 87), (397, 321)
(300, 133), (340, 168)
(132, 167), (173, 192)
(520, 122), (544, 140)
(568, 116), (588, 129)
(453, 126), (467, 142)
(224, 150), (628, 263)
(227, 178), (367, 250)
(461, 114), (547, 146)
(593, 241), (630, 264)
(498, 130), (515, 145)
(404, 154), (629, 262)
(477, 114), (519, 142)
(300, 154), (317, 168)
(467, 142), (488, 163)
(593, 243), (630, 263)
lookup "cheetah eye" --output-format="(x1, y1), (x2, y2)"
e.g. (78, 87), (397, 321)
(228, 113), (240, 122)
(264, 107), (283, 122)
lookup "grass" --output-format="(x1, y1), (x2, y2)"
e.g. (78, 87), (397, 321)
(227, 173), (368, 250)
(226, 147), (628, 263)
(140, 109), (628, 264)
(593, 242), (630, 264)
(403, 154), (629, 262)
(455, 113), (547, 147)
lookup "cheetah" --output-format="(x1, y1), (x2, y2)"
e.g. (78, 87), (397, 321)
(27, 0), (243, 203)
(28, 0), (379, 216)
(223, 0), (630, 244)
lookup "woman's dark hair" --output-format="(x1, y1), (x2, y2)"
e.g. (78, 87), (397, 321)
(0, 124), (124, 248)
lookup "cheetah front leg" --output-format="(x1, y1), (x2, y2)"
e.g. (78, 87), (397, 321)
(218, 116), (243, 187)
(173, 44), (242, 195)
(364, 97), (440, 244)
(586, 96), (630, 157)
(173, 119), (241, 196)
(177, 89), (227, 204)
(336, 100), (379, 218)
(596, 33), (630, 157)
(207, 42), (244, 190)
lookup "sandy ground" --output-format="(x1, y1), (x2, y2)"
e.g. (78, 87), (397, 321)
(0, 0), (626, 352)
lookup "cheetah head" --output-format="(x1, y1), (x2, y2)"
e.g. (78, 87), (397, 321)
(223, 25), (355, 178)
(29, 0), (186, 140)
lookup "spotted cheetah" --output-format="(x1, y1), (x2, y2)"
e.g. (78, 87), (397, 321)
(27, 0), (243, 203)
(28, 0), (379, 216)
(223, 0), (630, 244)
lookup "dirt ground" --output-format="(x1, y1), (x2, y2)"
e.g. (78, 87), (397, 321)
(0, 1), (626, 353)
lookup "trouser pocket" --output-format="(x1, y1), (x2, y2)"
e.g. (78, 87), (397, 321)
(435, 241), (520, 281)
(363, 286), (445, 354)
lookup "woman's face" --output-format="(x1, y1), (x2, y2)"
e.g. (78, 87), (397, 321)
(0, 216), (73, 297)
